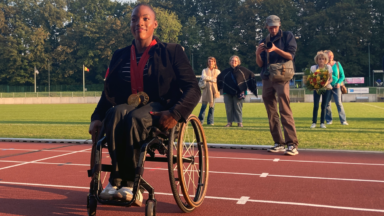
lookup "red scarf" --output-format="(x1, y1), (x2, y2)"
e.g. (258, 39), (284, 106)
(130, 39), (157, 94)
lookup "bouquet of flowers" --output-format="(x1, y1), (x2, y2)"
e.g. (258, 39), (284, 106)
(305, 68), (330, 94)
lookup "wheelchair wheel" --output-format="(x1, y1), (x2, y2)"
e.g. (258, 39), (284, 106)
(145, 200), (157, 216)
(168, 115), (209, 212)
(87, 194), (97, 216)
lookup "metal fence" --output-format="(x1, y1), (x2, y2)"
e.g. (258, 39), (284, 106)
(0, 84), (104, 93)
(0, 91), (102, 98)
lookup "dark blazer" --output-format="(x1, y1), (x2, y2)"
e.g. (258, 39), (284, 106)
(91, 37), (201, 122)
(217, 66), (258, 97)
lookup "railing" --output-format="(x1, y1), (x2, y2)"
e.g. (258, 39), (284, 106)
(0, 91), (102, 98)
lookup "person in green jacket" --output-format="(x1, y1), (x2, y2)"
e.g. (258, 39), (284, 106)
(324, 50), (348, 125)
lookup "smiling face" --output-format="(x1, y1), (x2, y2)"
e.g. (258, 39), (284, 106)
(327, 52), (334, 62)
(130, 5), (158, 42)
(230, 57), (240, 68)
(317, 56), (327, 67)
(208, 58), (216, 69)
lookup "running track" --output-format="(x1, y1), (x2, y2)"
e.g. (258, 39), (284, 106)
(0, 142), (383, 216)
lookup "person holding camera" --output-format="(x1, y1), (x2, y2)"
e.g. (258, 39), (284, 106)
(255, 15), (299, 156)
(217, 55), (257, 127)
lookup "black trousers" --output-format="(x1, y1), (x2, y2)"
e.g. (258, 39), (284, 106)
(312, 90), (332, 124)
(102, 102), (165, 187)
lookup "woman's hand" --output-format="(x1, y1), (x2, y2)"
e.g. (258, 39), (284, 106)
(335, 83), (340, 88)
(150, 111), (178, 131)
(89, 120), (102, 143)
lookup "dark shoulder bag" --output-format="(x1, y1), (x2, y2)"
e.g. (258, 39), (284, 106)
(266, 30), (295, 83)
(336, 62), (347, 94)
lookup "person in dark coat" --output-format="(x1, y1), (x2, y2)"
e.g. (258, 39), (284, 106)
(88, 3), (200, 205)
(217, 55), (258, 127)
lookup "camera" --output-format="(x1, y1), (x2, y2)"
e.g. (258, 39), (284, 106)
(264, 42), (273, 49)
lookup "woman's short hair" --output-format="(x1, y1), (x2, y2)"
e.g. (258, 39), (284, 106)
(314, 51), (329, 65)
(207, 57), (218, 69)
(229, 55), (241, 65)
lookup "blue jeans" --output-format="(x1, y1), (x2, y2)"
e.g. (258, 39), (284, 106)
(325, 87), (347, 123)
(198, 102), (215, 124)
(312, 90), (332, 124)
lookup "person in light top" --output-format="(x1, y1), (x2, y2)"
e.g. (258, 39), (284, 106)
(310, 51), (333, 129)
(198, 57), (221, 125)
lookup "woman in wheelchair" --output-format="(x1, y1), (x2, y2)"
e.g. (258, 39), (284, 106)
(88, 3), (201, 207)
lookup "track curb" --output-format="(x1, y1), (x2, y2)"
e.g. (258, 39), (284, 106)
(0, 138), (383, 153)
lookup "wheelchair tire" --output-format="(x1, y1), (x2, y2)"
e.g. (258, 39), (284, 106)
(145, 200), (157, 216)
(168, 115), (209, 212)
(87, 194), (97, 216)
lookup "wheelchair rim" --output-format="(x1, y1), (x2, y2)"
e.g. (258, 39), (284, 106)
(177, 115), (209, 208)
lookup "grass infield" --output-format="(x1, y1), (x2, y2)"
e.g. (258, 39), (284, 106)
(0, 103), (383, 151)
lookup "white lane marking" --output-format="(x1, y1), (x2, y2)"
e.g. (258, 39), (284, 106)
(246, 199), (384, 213)
(0, 148), (91, 171)
(1, 160), (383, 183)
(268, 174), (384, 183)
(237, 196), (250, 204)
(0, 181), (384, 213)
(362, 103), (384, 110)
(205, 126), (383, 132)
(210, 156), (384, 166)
(260, 173), (269, 178)
(1, 148), (383, 166)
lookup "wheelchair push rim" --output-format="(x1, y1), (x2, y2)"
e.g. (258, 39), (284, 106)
(177, 115), (209, 208)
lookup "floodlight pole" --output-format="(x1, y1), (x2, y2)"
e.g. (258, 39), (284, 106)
(83, 64), (85, 97)
(48, 59), (50, 95)
(34, 66), (37, 93)
(368, 43), (371, 86)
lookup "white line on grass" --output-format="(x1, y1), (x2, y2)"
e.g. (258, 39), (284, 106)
(0, 148), (91, 171)
(362, 103), (384, 110)
(0, 181), (383, 213)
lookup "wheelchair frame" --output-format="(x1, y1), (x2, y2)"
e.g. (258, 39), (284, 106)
(87, 114), (209, 216)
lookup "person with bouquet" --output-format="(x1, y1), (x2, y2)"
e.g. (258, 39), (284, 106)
(307, 51), (333, 129)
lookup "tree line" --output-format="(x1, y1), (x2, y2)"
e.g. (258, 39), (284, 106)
(1, 0), (383, 87)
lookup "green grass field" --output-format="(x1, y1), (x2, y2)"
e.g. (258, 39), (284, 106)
(0, 103), (383, 151)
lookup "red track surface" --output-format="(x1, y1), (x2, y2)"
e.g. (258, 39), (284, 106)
(0, 142), (383, 216)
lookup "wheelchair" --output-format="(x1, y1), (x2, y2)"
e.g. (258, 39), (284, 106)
(87, 114), (209, 216)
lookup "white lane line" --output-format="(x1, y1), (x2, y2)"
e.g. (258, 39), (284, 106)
(268, 174), (384, 183)
(210, 156), (384, 166)
(1, 160), (383, 183)
(236, 196), (250, 204)
(260, 173), (269, 178)
(0, 181), (383, 213)
(362, 103), (384, 110)
(0, 148), (91, 171)
(246, 199), (384, 213)
(1, 149), (383, 166)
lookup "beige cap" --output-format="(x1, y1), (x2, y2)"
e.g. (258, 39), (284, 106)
(266, 15), (280, 26)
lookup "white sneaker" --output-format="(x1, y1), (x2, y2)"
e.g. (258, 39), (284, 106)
(267, 144), (285, 153)
(285, 145), (299, 156)
(342, 122), (349, 125)
(327, 121), (333, 125)
(310, 123), (316, 129)
(320, 123), (326, 128)
(99, 183), (118, 200)
(114, 187), (143, 206)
